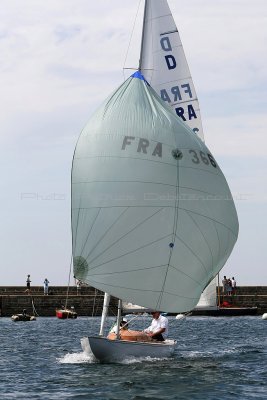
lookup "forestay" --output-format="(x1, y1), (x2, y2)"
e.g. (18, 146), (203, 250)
(71, 72), (238, 313)
(140, 0), (204, 141)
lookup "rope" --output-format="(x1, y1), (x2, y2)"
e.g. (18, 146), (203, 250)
(31, 297), (39, 317)
(122, 0), (142, 81)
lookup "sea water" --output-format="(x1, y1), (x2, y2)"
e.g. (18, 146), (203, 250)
(0, 316), (266, 399)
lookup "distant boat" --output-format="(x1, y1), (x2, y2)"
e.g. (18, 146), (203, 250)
(56, 308), (77, 319)
(72, 0), (239, 362)
(11, 309), (36, 322)
(193, 277), (257, 316)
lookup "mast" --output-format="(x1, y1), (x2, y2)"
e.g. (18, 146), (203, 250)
(217, 273), (221, 308)
(116, 300), (122, 340)
(99, 293), (110, 336)
(138, 0), (148, 71)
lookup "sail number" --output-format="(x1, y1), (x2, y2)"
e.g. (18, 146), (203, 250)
(121, 136), (217, 168)
(189, 150), (217, 168)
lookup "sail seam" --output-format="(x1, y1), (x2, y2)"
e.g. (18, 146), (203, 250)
(84, 207), (129, 261)
(153, 43), (182, 55)
(87, 278), (199, 300)
(73, 182), (225, 199)
(179, 207), (238, 238)
(89, 264), (169, 276)
(73, 198), (82, 253)
(152, 76), (192, 86)
(175, 233), (208, 274)
(184, 210), (214, 268)
(80, 208), (101, 258)
(160, 30), (178, 36)
(73, 156), (222, 177)
(213, 221), (221, 265)
(169, 264), (202, 286)
(156, 161), (180, 309)
(87, 233), (172, 273)
(86, 207), (165, 267)
(145, 13), (172, 22)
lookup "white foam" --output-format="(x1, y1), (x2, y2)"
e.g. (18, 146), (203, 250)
(57, 351), (97, 364)
(120, 356), (169, 364)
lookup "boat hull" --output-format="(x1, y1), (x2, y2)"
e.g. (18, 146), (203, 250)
(81, 336), (176, 363)
(11, 314), (36, 322)
(192, 307), (258, 316)
(56, 309), (78, 319)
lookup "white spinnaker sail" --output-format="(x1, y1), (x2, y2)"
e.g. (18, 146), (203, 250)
(140, 0), (204, 141)
(72, 73), (238, 313)
(195, 278), (217, 309)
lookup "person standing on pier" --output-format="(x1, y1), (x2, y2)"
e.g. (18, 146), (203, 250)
(44, 278), (49, 295)
(76, 280), (82, 295)
(227, 278), (232, 296)
(26, 275), (31, 294)
(222, 276), (227, 295)
(231, 277), (237, 295)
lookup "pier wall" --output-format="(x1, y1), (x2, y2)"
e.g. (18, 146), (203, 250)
(0, 286), (266, 317)
(0, 286), (118, 317)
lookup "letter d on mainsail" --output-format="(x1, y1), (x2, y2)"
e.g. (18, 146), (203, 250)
(71, 72), (238, 313)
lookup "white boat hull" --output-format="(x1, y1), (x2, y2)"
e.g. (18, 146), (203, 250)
(81, 336), (176, 363)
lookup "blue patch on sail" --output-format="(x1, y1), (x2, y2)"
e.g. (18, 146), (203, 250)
(131, 71), (150, 86)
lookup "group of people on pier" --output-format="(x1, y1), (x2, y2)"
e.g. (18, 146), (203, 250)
(222, 276), (237, 296)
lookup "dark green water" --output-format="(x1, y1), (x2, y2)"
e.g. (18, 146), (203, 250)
(0, 316), (266, 399)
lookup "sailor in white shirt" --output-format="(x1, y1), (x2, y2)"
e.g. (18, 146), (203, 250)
(143, 311), (168, 341)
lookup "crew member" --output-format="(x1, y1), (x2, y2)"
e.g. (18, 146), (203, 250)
(143, 311), (168, 341)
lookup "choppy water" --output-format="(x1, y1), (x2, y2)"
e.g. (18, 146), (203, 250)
(0, 316), (266, 399)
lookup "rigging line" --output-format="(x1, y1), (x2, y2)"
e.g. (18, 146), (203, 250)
(80, 208), (101, 259)
(65, 254), (73, 309)
(148, 2), (155, 85)
(87, 232), (172, 273)
(86, 207), (165, 268)
(91, 287), (97, 317)
(184, 209), (214, 268)
(175, 233), (208, 274)
(122, 0), (142, 81)
(84, 207), (129, 261)
(31, 297), (39, 317)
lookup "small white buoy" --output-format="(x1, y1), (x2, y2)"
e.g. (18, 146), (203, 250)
(176, 314), (186, 321)
(262, 313), (267, 320)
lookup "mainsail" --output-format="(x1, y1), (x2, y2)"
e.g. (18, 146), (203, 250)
(139, 0), (204, 141)
(195, 277), (218, 309)
(71, 72), (239, 313)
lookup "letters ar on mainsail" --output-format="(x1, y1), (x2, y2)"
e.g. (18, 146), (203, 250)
(139, 0), (204, 141)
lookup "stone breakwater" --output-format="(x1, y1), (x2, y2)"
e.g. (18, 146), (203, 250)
(0, 286), (266, 317)
(0, 286), (118, 317)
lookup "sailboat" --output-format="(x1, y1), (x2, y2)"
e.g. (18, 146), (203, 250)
(72, 0), (239, 362)
(193, 275), (257, 316)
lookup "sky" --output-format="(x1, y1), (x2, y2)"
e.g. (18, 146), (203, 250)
(0, 0), (266, 287)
